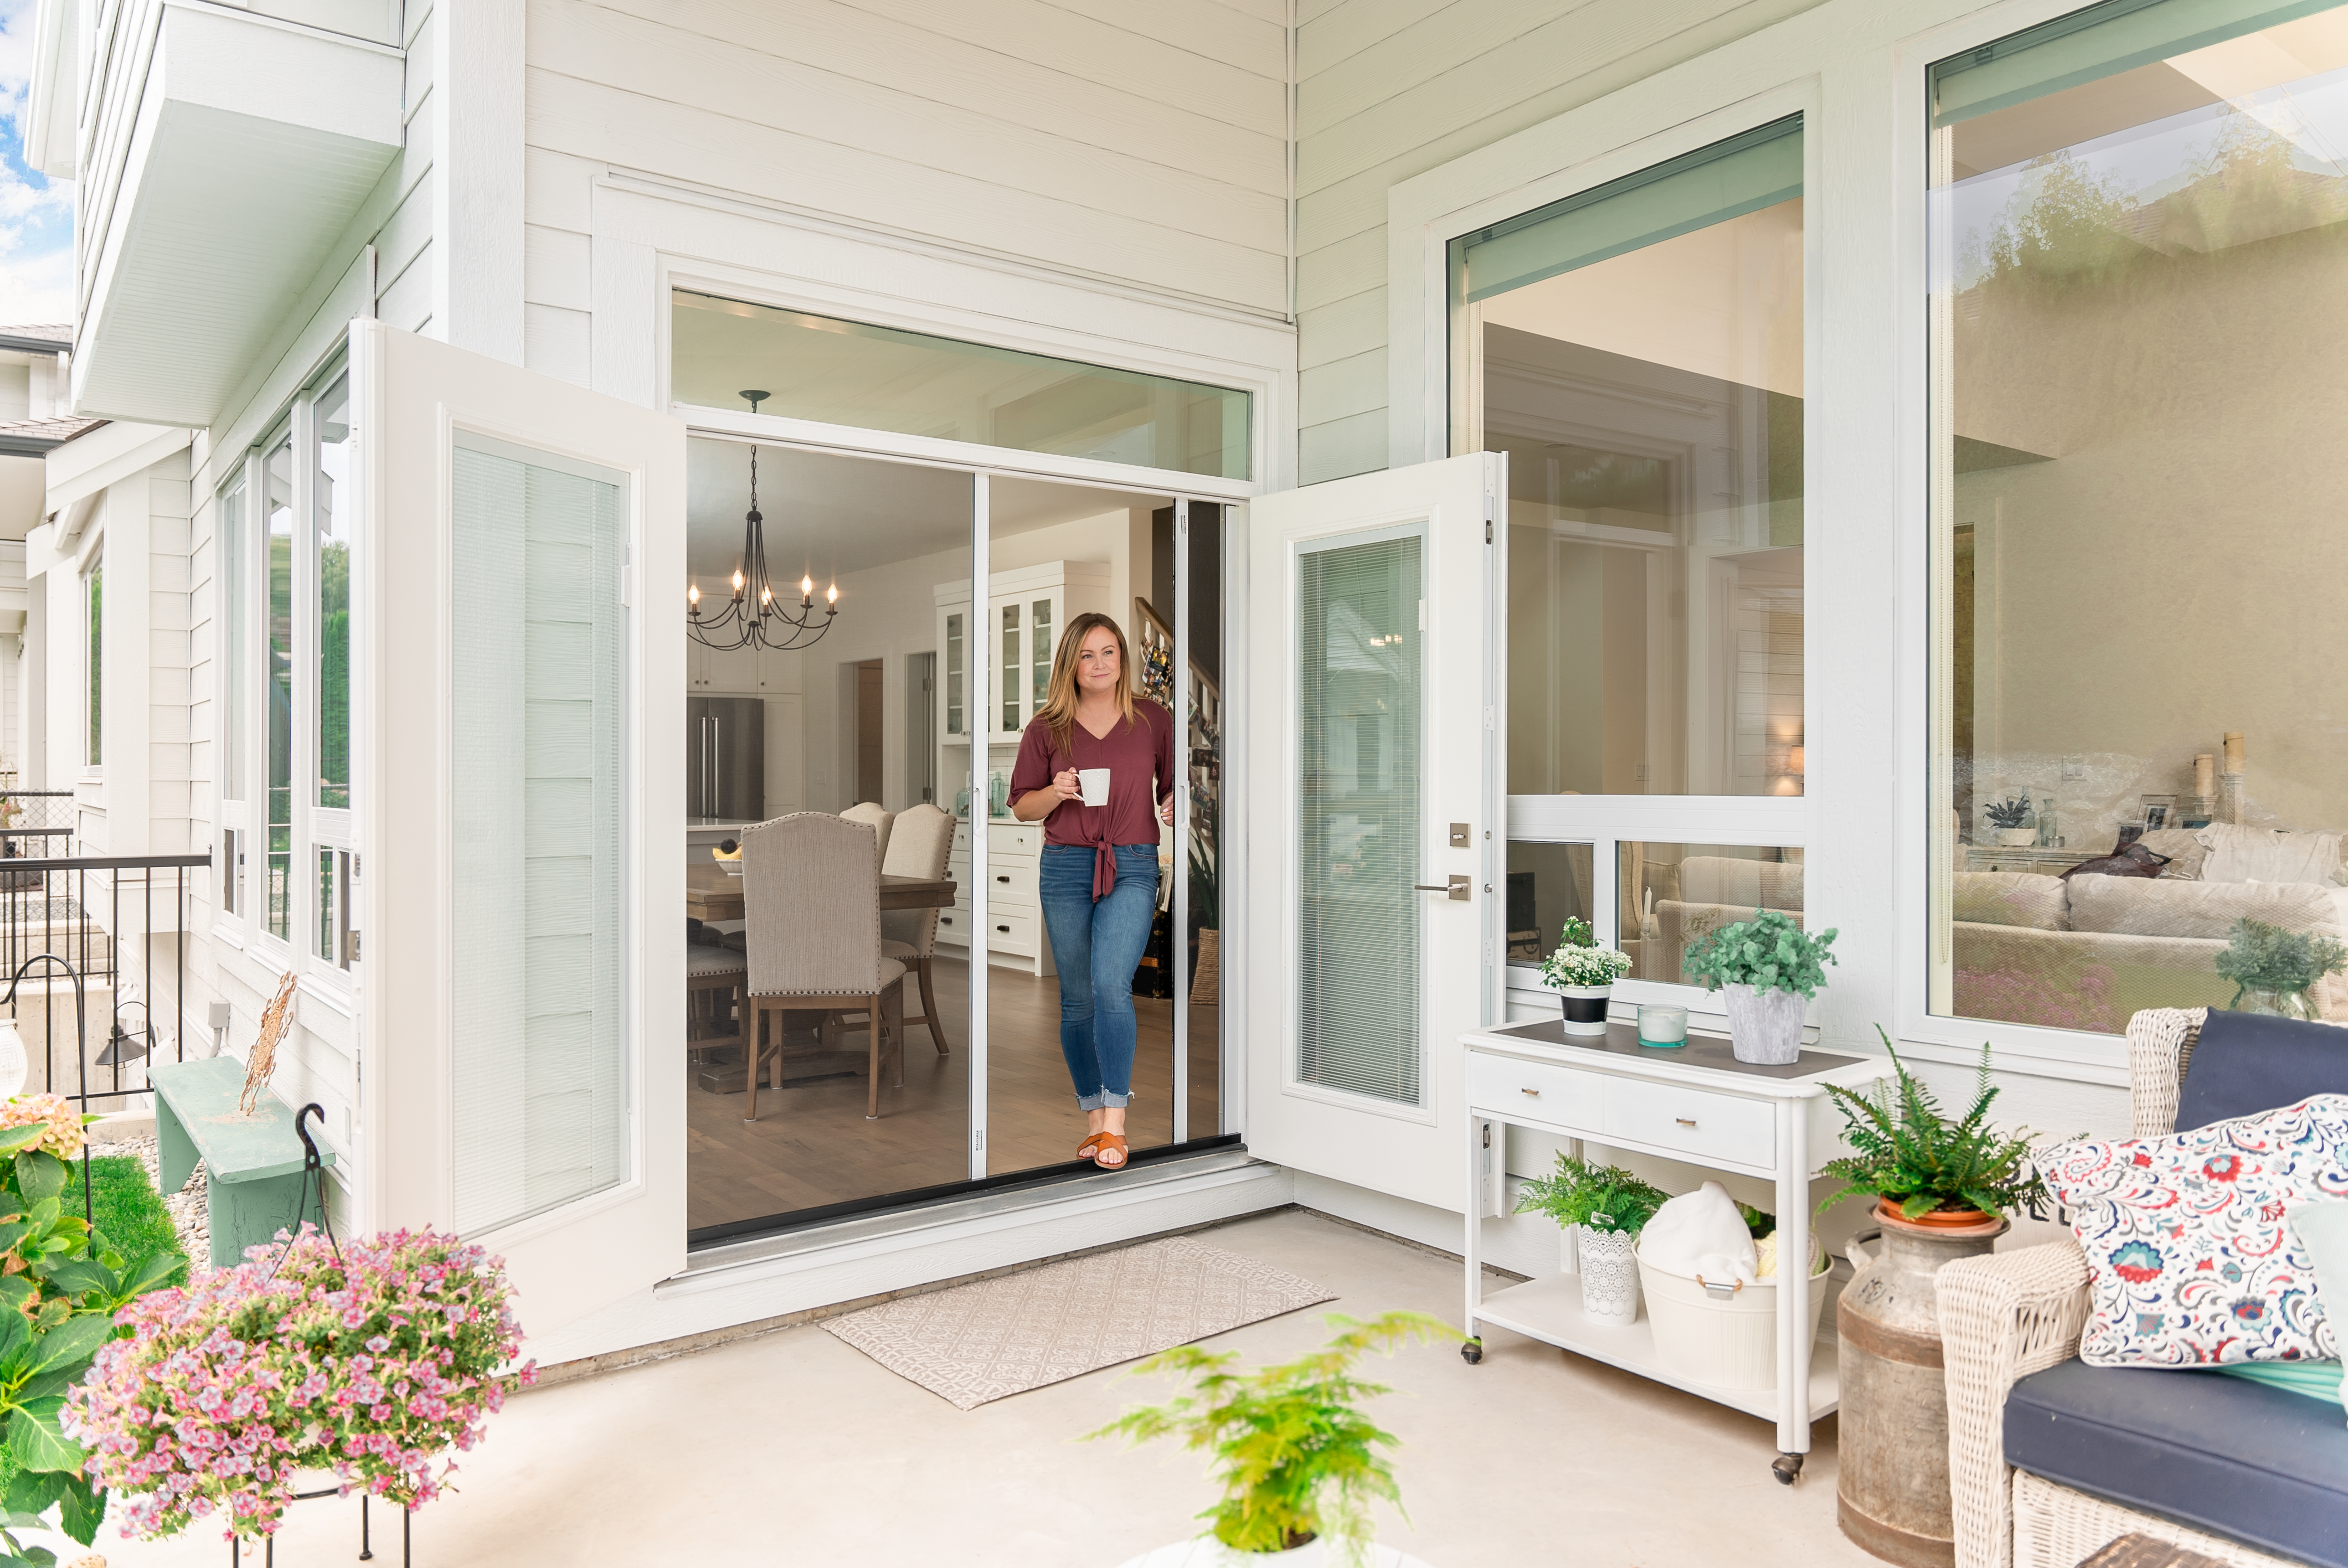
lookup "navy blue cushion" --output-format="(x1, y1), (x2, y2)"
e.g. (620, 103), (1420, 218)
(2005, 1358), (2348, 1567)
(2176, 1008), (2348, 1131)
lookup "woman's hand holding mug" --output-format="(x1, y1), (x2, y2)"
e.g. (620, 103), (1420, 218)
(1051, 768), (1083, 803)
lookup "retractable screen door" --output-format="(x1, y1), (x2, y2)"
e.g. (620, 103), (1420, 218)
(1244, 452), (1503, 1210)
(355, 320), (688, 1335)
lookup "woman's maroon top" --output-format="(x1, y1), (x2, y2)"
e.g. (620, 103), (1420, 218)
(1010, 698), (1175, 897)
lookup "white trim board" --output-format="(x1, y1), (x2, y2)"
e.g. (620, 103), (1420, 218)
(528, 1155), (1294, 1366)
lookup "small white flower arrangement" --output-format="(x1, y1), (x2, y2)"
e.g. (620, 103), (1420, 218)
(1539, 917), (1634, 991)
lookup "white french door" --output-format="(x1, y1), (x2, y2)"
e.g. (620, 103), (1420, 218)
(1244, 452), (1504, 1212)
(354, 321), (688, 1333)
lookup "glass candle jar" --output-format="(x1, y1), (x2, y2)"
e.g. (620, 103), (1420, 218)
(1636, 1003), (1688, 1048)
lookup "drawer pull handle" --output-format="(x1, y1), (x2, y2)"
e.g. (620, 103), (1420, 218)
(996, 924), (1010, 933)
(1520, 1087), (1540, 1097)
(996, 874), (1011, 883)
(1675, 1117), (1698, 1128)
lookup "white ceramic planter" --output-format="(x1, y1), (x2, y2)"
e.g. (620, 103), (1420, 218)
(1721, 982), (1804, 1065)
(1114, 1538), (1434, 1567)
(1553, 983), (1611, 1036)
(1996, 828), (2038, 847)
(1575, 1225), (1641, 1325)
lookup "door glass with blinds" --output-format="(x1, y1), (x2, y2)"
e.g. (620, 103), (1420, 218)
(451, 432), (630, 1234)
(1460, 118), (1805, 801)
(1295, 528), (1423, 1106)
(1929, 0), (2348, 1034)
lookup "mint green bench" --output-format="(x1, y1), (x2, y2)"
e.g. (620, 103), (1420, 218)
(151, 1057), (334, 1270)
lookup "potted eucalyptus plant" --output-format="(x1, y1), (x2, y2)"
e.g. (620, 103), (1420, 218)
(1539, 917), (1633, 1036)
(1091, 1312), (1455, 1567)
(1683, 908), (1838, 1065)
(2214, 916), (2346, 1020)
(1512, 1153), (1669, 1325)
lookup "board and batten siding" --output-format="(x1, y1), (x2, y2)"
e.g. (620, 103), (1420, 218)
(520, 0), (1292, 389)
(1294, 0), (1828, 484)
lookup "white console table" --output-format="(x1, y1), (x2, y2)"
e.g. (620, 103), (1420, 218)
(1459, 1017), (1884, 1482)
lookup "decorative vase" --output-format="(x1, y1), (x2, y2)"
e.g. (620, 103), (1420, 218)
(988, 771), (1010, 816)
(1554, 984), (1610, 1037)
(1113, 1538), (1435, 1567)
(1575, 1225), (1640, 1325)
(1837, 1209), (2010, 1567)
(1995, 828), (2037, 847)
(2231, 984), (2316, 1021)
(1721, 982), (1804, 1065)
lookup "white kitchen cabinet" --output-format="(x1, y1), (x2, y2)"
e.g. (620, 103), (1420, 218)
(934, 560), (1113, 745)
(938, 819), (1053, 977)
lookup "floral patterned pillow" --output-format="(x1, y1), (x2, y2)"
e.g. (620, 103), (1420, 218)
(2040, 1095), (2348, 1366)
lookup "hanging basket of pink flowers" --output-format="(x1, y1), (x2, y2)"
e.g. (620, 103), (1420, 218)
(66, 1226), (536, 1543)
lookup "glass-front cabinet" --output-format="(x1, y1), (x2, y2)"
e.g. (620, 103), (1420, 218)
(933, 561), (1111, 750)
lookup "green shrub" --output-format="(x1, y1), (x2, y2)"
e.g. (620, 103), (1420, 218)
(85, 1155), (187, 1290)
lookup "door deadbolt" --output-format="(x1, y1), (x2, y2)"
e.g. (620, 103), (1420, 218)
(1449, 822), (1471, 848)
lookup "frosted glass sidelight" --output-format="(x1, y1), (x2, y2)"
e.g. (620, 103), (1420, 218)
(451, 438), (628, 1237)
(1295, 530), (1423, 1106)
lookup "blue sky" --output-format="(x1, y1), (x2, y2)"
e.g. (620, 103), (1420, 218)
(0, 0), (71, 327)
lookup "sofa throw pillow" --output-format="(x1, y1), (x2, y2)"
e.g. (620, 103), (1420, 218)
(2178, 1009), (2348, 1131)
(2138, 829), (2210, 880)
(2042, 1095), (2348, 1366)
(2066, 874), (2339, 942)
(2197, 825), (2348, 888)
(1951, 871), (2069, 931)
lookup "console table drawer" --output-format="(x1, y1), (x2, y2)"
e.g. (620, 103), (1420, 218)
(1466, 1053), (1602, 1129)
(1603, 1078), (1774, 1169)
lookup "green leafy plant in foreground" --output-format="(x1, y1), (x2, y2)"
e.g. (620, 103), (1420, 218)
(2215, 916), (2347, 1008)
(1087, 1312), (1457, 1561)
(0, 1096), (188, 1555)
(1513, 1153), (1669, 1237)
(1816, 1030), (2056, 1221)
(1682, 908), (1839, 998)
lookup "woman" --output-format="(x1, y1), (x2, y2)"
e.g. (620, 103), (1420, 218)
(1009, 612), (1175, 1171)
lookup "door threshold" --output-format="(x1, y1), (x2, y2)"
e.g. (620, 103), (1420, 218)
(681, 1144), (1265, 1279)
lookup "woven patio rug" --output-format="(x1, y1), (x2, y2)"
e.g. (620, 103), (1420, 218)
(821, 1236), (1335, 1410)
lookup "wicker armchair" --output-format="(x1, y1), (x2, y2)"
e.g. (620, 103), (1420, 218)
(1938, 1007), (2306, 1568)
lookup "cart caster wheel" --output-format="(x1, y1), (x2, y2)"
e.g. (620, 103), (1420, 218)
(1772, 1453), (1803, 1486)
(1460, 1339), (1483, 1365)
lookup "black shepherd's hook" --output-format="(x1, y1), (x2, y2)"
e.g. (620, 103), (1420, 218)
(265, 1103), (340, 1281)
(0, 953), (91, 1228)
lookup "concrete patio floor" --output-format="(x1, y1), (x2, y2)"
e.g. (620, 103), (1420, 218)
(96, 1208), (1885, 1568)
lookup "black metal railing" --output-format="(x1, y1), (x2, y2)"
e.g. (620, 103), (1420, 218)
(0, 853), (210, 1113)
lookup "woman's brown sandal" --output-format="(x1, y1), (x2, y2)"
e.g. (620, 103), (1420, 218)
(1092, 1134), (1128, 1170)
(1076, 1132), (1108, 1162)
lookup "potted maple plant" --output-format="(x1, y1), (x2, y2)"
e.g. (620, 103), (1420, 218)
(1091, 1312), (1454, 1567)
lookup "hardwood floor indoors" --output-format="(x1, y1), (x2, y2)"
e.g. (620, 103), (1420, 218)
(686, 954), (1222, 1231)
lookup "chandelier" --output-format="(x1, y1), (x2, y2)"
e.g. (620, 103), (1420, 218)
(687, 390), (838, 652)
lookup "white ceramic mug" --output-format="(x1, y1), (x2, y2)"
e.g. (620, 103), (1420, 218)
(1078, 768), (1111, 806)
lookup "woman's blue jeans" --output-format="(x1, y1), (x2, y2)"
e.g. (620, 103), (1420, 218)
(1037, 844), (1159, 1111)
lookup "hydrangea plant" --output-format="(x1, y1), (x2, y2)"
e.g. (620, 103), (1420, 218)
(1683, 908), (1840, 998)
(68, 1226), (533, 1544)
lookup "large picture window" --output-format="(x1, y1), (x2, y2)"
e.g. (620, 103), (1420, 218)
(1929, 0), (2348, 1033)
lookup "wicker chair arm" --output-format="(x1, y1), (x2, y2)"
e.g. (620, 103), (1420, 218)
(1938, 1238), (2092, 1568)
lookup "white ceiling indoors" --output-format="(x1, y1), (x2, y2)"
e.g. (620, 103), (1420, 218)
(685, 437), (1167, 589)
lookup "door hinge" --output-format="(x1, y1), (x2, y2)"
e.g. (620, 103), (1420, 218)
(1484, 705), (1495, 731)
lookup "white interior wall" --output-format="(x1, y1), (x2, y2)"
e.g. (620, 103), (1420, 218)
(1294, 0), (1829, 483)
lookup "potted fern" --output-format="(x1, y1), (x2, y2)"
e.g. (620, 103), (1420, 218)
(1512, 1153), (1669, 1325)
(1682, 907), (1839, 1065)
(1539, 917), (1633, 1036)
(1091, 1312), (1454, 1567)
(1816, 1030), (2052, 1232)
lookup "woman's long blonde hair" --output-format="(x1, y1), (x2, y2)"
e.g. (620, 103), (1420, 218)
(1038, 611), (1141, 757)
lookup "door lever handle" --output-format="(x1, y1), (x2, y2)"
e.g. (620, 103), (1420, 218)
(1413, 876), (1472, 901)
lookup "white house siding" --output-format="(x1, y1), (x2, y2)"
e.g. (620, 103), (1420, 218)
(519, 0), (1293, 396)
(1293, 0), (1827, 484)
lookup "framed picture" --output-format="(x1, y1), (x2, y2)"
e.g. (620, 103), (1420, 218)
(2141, 794), (2177, 831)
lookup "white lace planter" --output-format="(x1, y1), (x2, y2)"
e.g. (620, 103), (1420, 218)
(1575, 1226), (1641, 1325)
(1720, 983), (1804, 1065)
(1114, 1539), (1434, 1567)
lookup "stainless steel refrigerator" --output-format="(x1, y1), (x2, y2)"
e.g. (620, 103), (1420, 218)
(688, 697), (765, 823)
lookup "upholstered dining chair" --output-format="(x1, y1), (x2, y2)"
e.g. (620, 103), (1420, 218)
(881, 802), (956, 1053)
(840, 801), (895, 870)
(686, 942), (746, 1054)
(740, 812), (905, 1121)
